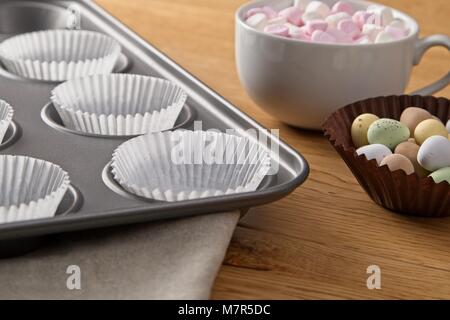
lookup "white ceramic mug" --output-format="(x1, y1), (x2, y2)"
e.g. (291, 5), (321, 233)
(235, 0), (450, 129)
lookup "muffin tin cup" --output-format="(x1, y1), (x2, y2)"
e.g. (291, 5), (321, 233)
(0, 155), (70, 223)
(0, 100), (13, 144)
(0, 30), (121, 81)
(111, 130), (272, 202)
(323, 95), (450, 217)
(51, 74), (188, 136)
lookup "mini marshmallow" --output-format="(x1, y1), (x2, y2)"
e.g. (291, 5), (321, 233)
(267, 16), (288, 26)
(326, 12), (351, 28)
(294, 0), (311, 11)
(311, 30), (336, 43)
(264, 24), (289, 37)
(375, 30), (396, 43)
(246, 13), (268, 30)
(327, 27), (353, 43)
(331, 1), (355, 15)
(246, 8), (263, 19)
(279, 6), (304, 26)
(337, 19), (360, 39)
(352, 11), (374, 28)
(289, 28), (311, 41)
(305, 19), (328, 35)
(355, 35), (371, 44)
(385, 25), (407, 39)
(262, 6), (278, 19)
(362, 24), (382, 41)
(285, 22), (302, 34)
(366, 13), (383, 27)
(305, 1), (331, 18)
(389, 18), (407, 30)
(367, 5), (394, 26)
(446, 120), (450, 133)
(302, 11), (323, 23)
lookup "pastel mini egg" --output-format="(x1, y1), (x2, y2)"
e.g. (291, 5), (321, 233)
(351, 113), (379, 148)
(356, 144), (392, 165)
(395, 141), (429, 177)
(380, 154), (415, 175)
(399, 107), (433, 136)
(367, 118), (410, 150)
(429, 167), (450, 184)
(414, 119), (448, 145)
(417, 135), (450, 172)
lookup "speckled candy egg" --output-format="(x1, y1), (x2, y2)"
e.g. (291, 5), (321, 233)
(367, 119), (410, 150)
(429, 167), (450, 184)
(356, 144), (392, 165)
(400, 107), (433, 136)
(414, 119), (448, 145)
(417, 136), (450, 172)
(380, 154), (415, 175)
(395, 141), (429, 177)
(351, 113), (380, 148)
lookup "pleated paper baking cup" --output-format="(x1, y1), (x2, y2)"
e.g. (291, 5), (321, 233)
(0, 100), (13, 144)
(0, 155), (70, 223)
(323, 95), (450, 217)
(51, 74), (187, 136)
(111, 130), (272, 202)
(0, 30), (121, 81)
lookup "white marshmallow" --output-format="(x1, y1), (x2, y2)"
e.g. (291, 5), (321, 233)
(294, 0), (311, 11)
(355, 35), (372, 44)
(305, 1), (331, 18)
(325, 12), (351, 28)
(367, 5), (394, 26)
(446, 119), (450, 133)
(285, 22), (302, 34)
(389, 18), (406, 30)
(375, 30), (396, 43)
(246, 13), (268, 30)
(302, 11), (323, 23)
(362, 24), (382, 41)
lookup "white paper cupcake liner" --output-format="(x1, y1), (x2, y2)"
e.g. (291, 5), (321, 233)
(111, 130), (272, 202)
(0, 100), (13, 144)
(51, 74), (188, 136)
(0, 30), (121, 81)
(0, 155), (70, 224)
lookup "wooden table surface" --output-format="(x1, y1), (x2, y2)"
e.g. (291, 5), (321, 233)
(95, 0), (450, 299)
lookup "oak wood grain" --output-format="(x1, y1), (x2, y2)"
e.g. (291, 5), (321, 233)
(95, 0), (450, 299)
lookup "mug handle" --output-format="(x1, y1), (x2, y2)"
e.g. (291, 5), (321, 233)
(411, 34), (450, 95)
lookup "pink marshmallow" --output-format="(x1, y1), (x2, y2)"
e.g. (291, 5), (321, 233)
(264, 24), (289, 37)
(305, 20), (328, 35)
(385, 25), (407, 39)
(262, 6), (278, 19)
(354, 35), (371, 44)
(311, 30), (336, 43)
(246, 8), (264, 19)
(327, 27), (353, 43)
(331, 1), (355, 15)
(352, 11), (374, 28)
(279, 6), (304, 26)
(338, 19), (360, 39)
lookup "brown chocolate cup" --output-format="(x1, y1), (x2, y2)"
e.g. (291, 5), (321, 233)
(322, 95), (450, 217)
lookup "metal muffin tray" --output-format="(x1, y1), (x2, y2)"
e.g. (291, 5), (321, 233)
(0, 0), (309, 256)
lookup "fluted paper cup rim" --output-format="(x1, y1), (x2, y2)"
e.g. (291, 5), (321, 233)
(0, 29), (121, 65)
(110, 130), (272, 201)
(0, 155), (71, 211)
(50, 73), (188, 119)
(0, 99), (13, 126)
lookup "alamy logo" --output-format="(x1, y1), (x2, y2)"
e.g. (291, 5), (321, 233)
(66, 5), (82, 30)
(66, 265), (81, 290)
(366, 265), (381, 290)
